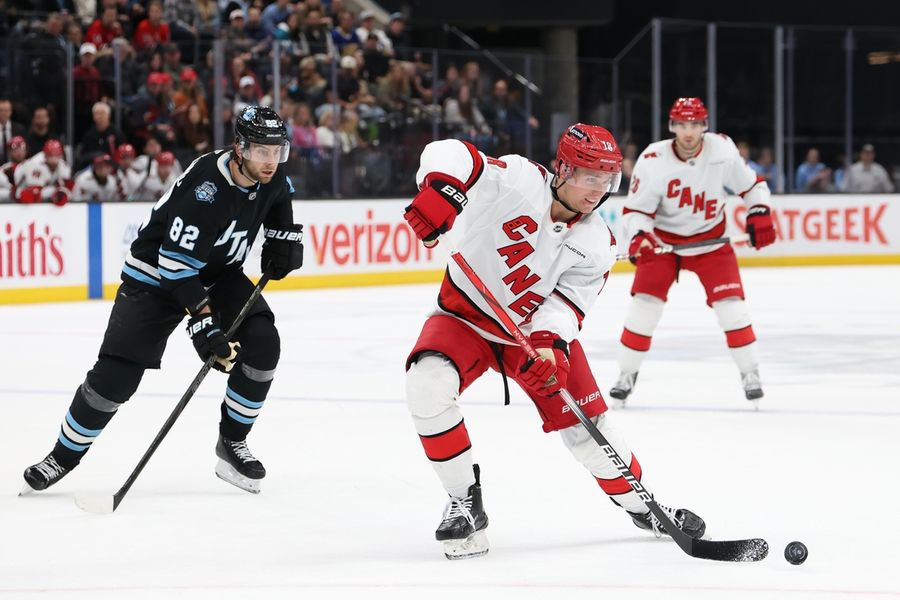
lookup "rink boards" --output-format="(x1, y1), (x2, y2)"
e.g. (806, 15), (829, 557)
(1, 194), (899, 304)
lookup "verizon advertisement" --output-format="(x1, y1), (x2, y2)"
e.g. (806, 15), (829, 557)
(0, 204), (88, 292)
(600, 194), (900, 258)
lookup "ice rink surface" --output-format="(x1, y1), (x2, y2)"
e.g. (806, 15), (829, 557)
(1, 265), (898, 599)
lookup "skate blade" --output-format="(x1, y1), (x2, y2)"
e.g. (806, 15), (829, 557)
(442, 529), (489, 560)
(74, 493), (115, 514)
(612, 398), (627, 410)
(215, 459), (262, 494)
(18, 484), (36, 497)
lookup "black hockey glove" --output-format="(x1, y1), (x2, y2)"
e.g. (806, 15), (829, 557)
(261, 224), (304, 280)
(186, 313), (241, 373)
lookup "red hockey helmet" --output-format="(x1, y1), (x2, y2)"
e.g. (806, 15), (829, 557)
(8, 135), (26, 151)
(117, 143), (136, 159)
(556, 123), (623, 195)
(43, 139), (64, 157)
(156, 151), (175, 166)
(93, 153), (114, 167)
(669, 97), (708, 122)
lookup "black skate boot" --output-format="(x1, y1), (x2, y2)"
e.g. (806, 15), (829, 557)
(21, 454), (71, 494)
(609, 372), (638, 407)
(435, 464), (489, 560)
(741, 370), (764, 407)
(215, 436), (266, 494)
(628, 502), (706, 539)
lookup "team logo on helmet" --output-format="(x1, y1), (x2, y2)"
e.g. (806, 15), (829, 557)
(242, 107), (257, 121)
(194, 181), (218, 203)
(567, 126), (587, 141)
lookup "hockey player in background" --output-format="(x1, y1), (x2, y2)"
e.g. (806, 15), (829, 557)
(402, 125), (706, 560)
(115, 143), (143, 199)
(610, 97), (776, 406)
(22, 106), (304, 495)
(0, 136), (28, 202)
(14, 139), (73, 204)
(72, 154), (119, 202)
(142, 151), (179, 200)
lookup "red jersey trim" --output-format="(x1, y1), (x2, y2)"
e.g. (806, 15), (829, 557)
(738, 175), (767, 198)
(623, 207), (657, 218)
(461, 141), (485, 190)
(552, 289), (585, 327)
(654, 218), (726, 246)
(671, 139), (703, 162)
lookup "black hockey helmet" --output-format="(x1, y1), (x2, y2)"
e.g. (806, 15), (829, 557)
(234, 105), (290, 163)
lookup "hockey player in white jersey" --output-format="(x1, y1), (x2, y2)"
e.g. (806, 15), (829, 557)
(115, 143), (143, 199)
(610, 97), (776, 406)
(72, 154), (119, 202)
(0, 136), (28, 202)
(140, 151), (179, 200)
(403, 125), (706, 560)
(14, 140), (73, 204)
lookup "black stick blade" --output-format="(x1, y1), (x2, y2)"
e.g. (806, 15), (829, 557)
(691, 537), (769, 562)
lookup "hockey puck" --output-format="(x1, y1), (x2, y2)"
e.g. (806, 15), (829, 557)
(784, 541), (808, 565)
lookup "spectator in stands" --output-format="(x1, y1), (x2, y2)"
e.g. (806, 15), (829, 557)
(619, 140), (638, 194)
(244, 6), (270, 57)
(25, 107), (56, 159)
(434, 63), (461, 102)
(736, 140), (751, 162)
(176, 103), (210, 156)
(336, 108), (364, 154)
(262, 0), (292, 38)
(361, 32), (390, 83)
(749, 146), (778, 190)
(172, 67), (208, 123)
(290, 102), (319, 155)
(163, 0), (198, 47)
(278, 10), (311, 58)
(794, 147), (829, 193)
(304, 7), (334, 60)
(461, 61), (489, 105)
(77, 101), (127, 169)
(331, 9), (361, 55)
(386, 12), (411, 61)
(72, 153), (119, 202)
(161, 43), (183, 81)
(133, 1), (170, 54)
(294, 56), (328, 106)
(376, 60), (410, 114)
(74, 43), (106, 142)
(444, 82), (492, 149)
(480, 78), (538, 155)
(233, 75), (260, 114)
(842, 144), (894, 193)
(223, 9), (251, 51)
(355, 10), (392, 55)
(337, 55), (378, 112)
(315, 107), (336, 149)
(228, 56), (261, 100)
(0, 98), (27, 166)
(66, 20), (85, 48)
(86, 6), (124, 50)
(195, 0), (220, 39)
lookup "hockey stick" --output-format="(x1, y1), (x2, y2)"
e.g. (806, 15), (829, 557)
(450, 251), (768, 562)
(616, 233), (750, 262)
(75, 272), (273, 514)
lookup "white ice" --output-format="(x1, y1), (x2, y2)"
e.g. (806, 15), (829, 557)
(1, 265), (899, 600)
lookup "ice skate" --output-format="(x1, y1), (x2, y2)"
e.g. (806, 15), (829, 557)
(628, 502), (706, 539)
(435, 464), (489, 560)
(21, 454), (71, 495)
(741, 370), (763, 409)
(215, 436), (265, 494)
(609, 372), (638, 408)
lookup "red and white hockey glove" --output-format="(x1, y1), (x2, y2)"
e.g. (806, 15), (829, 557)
(746, 205), (776, 249)
(628, 231), (661, 266)
(403, 174), (468, 246)
(517, 331), (570, 398)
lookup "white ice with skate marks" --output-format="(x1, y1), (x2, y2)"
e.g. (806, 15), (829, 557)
(1, 266), (899, 599)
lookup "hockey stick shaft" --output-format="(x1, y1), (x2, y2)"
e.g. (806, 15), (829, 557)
(616, 233), (750, 262)
(108, 272), (271, 511)
(450, 251), (767, 562)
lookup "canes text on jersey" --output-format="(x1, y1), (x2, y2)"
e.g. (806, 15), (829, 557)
(497, 215), (544, 318)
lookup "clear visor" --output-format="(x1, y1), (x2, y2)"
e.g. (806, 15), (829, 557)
(239, 140), (290, 164)
(564, 166), (622, 194)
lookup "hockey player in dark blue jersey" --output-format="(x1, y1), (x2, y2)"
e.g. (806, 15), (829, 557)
(22, 106), (305, 495)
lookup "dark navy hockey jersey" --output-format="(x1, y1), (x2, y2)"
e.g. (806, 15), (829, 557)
(122, 149), (294, 312)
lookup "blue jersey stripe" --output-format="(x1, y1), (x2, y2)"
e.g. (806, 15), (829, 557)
(122, 265), (161, 287)
(159, 248), (207, 269)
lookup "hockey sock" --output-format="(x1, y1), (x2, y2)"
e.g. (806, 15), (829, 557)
(220, 315), (279, 441)
(560, 414), (648, 514)
(52, 356), (144, 469)
(618, 294), (665, 374)
(713, 298), (759, 373)
(220, 362), (274, 441)
(407, 353), (475, 498)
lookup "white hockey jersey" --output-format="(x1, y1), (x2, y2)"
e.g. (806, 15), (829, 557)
(118, 167), (145, 198)
(622, 133), (770, 256)
(139, 169), (179, 201)
(72, 169), (120, 202)
(13, 152), (72, 201)
(417, 139), (617, 345)
(0, 161), (18, 202)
